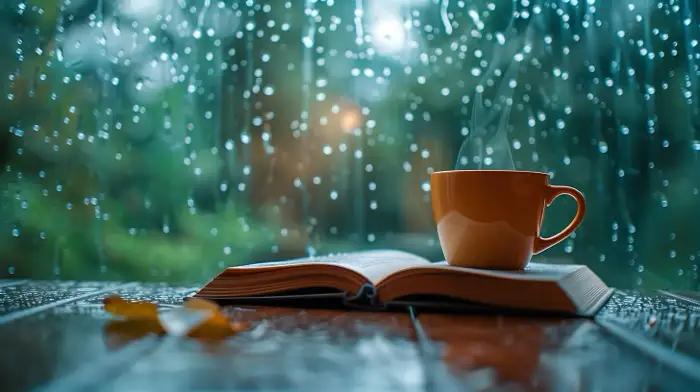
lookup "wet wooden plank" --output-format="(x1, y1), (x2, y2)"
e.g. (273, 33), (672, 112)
(417, 311), (700, 391)
(0, 281), (128, 321)
(660, 290), (700, 306)
(0, 283), (195, 392)
(0, 281), (699, 392)
(596, 290), (700, 359)
(100, 307), (426, 392)
(76, 283), (197, 307)
(0, 279), (29, 289)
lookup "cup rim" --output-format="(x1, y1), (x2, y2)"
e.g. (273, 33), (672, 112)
(430, 169), (549, 177)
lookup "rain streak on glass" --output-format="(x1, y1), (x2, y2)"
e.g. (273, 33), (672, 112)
(0, 0), (699, 290)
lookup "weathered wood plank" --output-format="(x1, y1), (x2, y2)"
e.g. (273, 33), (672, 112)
(101, 307), (426, 392)
(0, 281), (129, 322)
(419, 311), (700, 391)
(0, 283), (195, 392)
(596, 290), (700, 359)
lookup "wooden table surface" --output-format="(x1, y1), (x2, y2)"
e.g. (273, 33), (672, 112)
(1, 280), (699, 392)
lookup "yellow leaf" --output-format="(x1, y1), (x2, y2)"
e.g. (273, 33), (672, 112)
(184, 298), (229, 327)
(187, 319), (250, 340)
(184, 298), (250, 339)
(103, 295), (249, 341)
(184, 297), (222, 312)
(103, 295), (159, 320)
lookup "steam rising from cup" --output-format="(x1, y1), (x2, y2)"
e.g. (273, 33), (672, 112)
(455, 21), (537, 171)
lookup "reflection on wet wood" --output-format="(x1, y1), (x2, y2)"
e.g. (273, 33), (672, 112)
(420, 314), (550, 384)
(224, 305), (416, 338)
(104, 319), (167, 350)
(420, 311), (700, 391)
(103, 307), (423, 392)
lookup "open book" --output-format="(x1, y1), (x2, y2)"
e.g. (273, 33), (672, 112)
(194, 250), (614, 317)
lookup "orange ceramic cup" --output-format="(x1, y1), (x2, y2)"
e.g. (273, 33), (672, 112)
(430, 170), (586, 270)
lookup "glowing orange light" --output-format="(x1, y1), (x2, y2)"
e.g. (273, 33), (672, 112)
(340, 111), (360, 132)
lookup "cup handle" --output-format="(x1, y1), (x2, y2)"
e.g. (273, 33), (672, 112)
(533, 185), (586, 254)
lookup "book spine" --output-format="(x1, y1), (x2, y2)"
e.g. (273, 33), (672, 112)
(343, 283), (382, 310)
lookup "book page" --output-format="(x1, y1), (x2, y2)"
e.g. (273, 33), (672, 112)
(321, 250), (431, 283)
(428, 261), (581, 281)
(246, 250), (431, 283)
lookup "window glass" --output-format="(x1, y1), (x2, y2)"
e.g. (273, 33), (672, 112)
(1, 0), (698, 290)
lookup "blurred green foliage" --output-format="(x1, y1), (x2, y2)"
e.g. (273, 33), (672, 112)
(0, 0), (698, 289)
